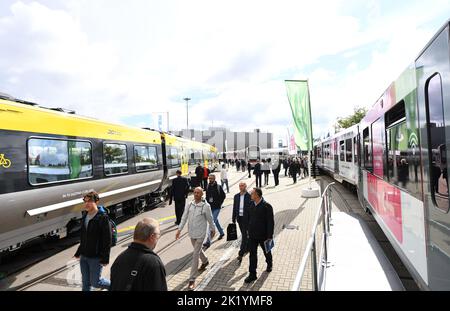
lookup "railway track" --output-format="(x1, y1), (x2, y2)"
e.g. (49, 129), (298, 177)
(6, 171), (250, 291)
(10, 219), (189, 291)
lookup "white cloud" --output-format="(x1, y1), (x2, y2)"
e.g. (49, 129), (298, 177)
(0, 0), (449, 146)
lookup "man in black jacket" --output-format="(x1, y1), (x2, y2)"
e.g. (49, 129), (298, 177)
(232, 182), (252, 263)
(74, 191), (112, 291)
(283, 159), (289, 176)
(110, 218), (167, 291)
(204, 174), (226, 248)
(244, 187), (274, 283)
(253, 160), (262, 187)
(241, 159), (246, 172)
(290, 159), (299, 184)
(195, 163), (203, 188)
(272, 160), (281, 187)
(170, 170), (190, 225)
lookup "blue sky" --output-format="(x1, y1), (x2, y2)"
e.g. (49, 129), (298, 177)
(1, 0), (449, 144)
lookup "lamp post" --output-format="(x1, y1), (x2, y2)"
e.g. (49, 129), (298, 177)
(183, 97), (191, 135)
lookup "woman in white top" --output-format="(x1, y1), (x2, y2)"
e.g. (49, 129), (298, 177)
(220, 164), (229, 193)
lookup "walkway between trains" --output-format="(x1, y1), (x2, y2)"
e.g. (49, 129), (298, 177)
(167, 176), (322, 291)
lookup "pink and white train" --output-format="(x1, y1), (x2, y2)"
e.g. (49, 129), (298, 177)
(315, 19), (450, 290)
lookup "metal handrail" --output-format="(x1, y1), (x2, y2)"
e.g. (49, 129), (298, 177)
(291, 181), (335, 291)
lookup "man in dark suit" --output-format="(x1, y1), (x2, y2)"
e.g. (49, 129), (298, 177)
(272, 160), (281, 186)
(245, 187), (274, 283)
(253, 160), (262, 188)
(290, 159), (299, 184)
(232, 182), (252, 263)
(170, 170), (190, 225)
(195, 163), (203, 188)
(283, 159), (289, 176)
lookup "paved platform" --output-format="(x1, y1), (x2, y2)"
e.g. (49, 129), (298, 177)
(1, 168), (405, 291)
(167, 175), (322, 291)
(323, 211), (404, 291)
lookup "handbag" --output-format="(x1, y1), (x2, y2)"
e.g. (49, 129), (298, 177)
(226, 223), (237, 241)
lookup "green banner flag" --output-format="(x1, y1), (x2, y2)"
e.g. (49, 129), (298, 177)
(285, 80), (313, 151)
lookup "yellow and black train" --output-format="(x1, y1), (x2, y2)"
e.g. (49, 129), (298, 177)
(0, 94), (217, 255)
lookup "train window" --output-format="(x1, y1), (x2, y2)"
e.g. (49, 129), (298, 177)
(134, 145), (158, 172)
(353, 137), (357, 163)
(168, 147), (181, 167)
(385, 102), (408, 188)
(104, 143), (128, 176)
(346, 139), (352, 163)
(425, 73), (448, 212)
(363, 127), (372, 172)
(194, 151), (202, 164)
(28, 138), (93, 185)
(340, 140), (345, 161)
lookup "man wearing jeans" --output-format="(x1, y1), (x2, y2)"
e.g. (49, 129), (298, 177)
(176, 187), (215, 290)
(74, 191), (112, 291)
(204, 174), (226, 248)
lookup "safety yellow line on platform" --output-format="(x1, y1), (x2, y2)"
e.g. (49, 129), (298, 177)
(117, 215), (176, 233)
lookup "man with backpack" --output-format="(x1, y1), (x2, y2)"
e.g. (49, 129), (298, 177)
(74, 191), (112, 291)
(110, 218), (167, 291)
(176, 187), (215, 290)
(203, 174), (226, 248)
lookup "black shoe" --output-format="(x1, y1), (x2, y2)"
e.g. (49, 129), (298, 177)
(244, 274), (257, 283)
(202, 243), (210, 250)
(266, 265), (273, 273)
(217, 234), (225, 240)
(198, 261), (209, 271)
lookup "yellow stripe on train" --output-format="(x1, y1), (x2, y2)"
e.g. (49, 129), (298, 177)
(0, 99), (161, 144)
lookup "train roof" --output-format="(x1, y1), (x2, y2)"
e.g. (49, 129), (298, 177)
(161, 132), (217, 152)
(362, 19), (450, 125)
(0, 97), (162, 144)
(316, 124), (358, 145)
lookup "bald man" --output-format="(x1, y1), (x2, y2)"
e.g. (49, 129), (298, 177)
(110, 218), (167, 291)
(176, 187), (215, 290)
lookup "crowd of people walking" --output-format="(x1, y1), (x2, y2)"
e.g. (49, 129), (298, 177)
(73, 154), (314, 292)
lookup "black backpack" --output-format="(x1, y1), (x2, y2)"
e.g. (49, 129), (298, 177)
(98, 206), (118, 247)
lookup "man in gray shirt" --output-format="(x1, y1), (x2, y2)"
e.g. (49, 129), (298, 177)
(176, 187), (215, 290)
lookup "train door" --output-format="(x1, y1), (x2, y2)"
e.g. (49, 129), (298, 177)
(416, 24), (450, 290)
(357, 131), (365, 206)
(339, 139), (345, 175)
(334, 138), (339, 174)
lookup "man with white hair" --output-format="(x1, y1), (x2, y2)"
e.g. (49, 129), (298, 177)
(110, 218), (167, 291)
(176, 187), (215, 290)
